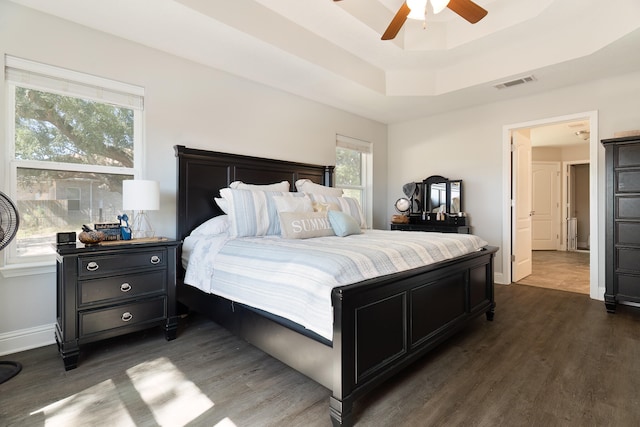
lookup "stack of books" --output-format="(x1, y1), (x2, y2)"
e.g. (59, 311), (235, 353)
(94, 222), (121, 241)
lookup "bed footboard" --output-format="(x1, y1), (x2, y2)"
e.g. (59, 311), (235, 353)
(329, 246), (498, 426)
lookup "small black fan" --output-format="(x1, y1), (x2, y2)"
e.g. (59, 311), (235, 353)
(0, 190), (22, 383)
(0, 191), (20, 251)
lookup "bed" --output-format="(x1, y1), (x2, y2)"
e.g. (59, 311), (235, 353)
(174, 145), (498, 426)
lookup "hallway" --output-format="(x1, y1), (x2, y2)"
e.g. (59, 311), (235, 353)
(516, 250), (590, 294)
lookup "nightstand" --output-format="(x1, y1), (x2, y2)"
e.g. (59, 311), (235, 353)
(54, 238), (181, 370)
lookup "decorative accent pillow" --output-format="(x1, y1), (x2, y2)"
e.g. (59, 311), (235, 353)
(307, 194), (367, 229)
(328, 210), (362, 237)
(220, 188), (299, 237)
(279, 212), (335, 239)
(191, 215), (229, 236)
(230, 180), (290, 192)
(295, 179), (343, 197)
(312, 201), (340, 213)
(273, 194), (313, 213)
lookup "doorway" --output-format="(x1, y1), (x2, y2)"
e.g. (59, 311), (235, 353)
(566, 162), (590, 251)
(502, 111), (600, 299)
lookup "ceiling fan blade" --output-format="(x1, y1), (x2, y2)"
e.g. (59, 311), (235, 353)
(447, 0), (487, 24)
(382, 2), (410, 40)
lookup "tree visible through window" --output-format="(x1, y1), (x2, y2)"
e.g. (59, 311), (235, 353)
(6, 57), (142, 261)
(335, 147), (363, 202)
(15, 87), (134, 168)
(335, 135), (372, 227)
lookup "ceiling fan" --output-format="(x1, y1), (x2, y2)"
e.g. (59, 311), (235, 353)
(334, 0), (488, 40)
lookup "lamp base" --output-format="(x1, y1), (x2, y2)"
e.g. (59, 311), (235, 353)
(131, 210), (155, 239)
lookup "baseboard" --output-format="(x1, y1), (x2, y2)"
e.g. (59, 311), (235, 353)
(0, 323), (56, 356)
(494, 272), (507, 285)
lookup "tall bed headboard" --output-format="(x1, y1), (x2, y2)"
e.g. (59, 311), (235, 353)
(174, 145), (334, 241)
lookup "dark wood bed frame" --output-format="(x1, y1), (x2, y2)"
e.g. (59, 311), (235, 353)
(175, 145), (498, 426)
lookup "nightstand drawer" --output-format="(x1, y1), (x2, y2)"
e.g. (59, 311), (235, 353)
(79, 270), (166, 306)
(78, 249), (167, 277)
(80, 297), (166, 336)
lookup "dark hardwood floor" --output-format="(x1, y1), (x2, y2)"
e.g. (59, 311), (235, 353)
(2, 284), (640, 426)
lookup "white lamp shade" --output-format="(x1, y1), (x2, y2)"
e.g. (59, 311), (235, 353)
(122, 180), (159, 211)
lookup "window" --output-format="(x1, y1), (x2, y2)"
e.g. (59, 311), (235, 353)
(335, 134), (372, 227)
(5, 56), (144, 264)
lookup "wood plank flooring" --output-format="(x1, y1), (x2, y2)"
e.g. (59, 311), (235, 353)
(2, 284), (640, 426)
(517, 250), (590, 294)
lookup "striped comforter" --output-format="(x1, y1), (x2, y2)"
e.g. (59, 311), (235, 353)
(183, 230), (488, 341)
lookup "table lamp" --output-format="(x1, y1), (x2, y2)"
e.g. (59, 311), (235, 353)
(122, 179), (159, 239)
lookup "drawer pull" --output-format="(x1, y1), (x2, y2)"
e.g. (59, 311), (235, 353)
(150, 255), (161, 265)
(86, 261), (99, 271)
(120, 283), (132, 292)
(121, 312), (133, 322)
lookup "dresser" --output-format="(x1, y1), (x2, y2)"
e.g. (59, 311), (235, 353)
(55, 239), (181, 370)
(391, 223), (470, 234)
(602, 136), (640, 313)
(391, 214), (471, 234)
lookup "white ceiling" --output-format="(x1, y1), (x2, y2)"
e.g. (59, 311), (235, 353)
(9, 0), (640, 130)
(530, 120), (590, 148)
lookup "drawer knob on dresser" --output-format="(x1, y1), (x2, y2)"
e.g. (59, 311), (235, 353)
(86, 261), (99, 271)
(121, 312), (133, 322)
(120, 283), (132, 292)
(150, 255), (161, 265)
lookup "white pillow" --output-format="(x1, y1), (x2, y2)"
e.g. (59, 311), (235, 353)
(307, 194), (367, 229)
(295, 179), (343, 197)
(214, 197), (229, 214)
(230, 180), (290, 192)
(273, 194), (313, 213)
(220, 188), (306, 237)
(191, 215), (229, 236)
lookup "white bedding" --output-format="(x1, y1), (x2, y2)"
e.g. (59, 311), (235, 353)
(183, 230), (488, 341)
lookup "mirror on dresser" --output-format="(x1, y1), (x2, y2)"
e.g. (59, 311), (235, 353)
(391, 175), (469, 234)
(423, 175), (464, 216)
(449, 180), (462, 213)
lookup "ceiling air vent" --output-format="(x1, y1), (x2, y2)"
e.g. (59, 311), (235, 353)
(494, 75), (536, 90)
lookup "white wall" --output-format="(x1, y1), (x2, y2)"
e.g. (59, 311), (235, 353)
(388, 71), (640, 286)
(0, 1), (387, 355)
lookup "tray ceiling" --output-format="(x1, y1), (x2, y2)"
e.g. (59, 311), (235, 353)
(8, 0), (640, 124)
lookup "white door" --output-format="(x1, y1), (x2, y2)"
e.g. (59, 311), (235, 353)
(532, 162), (560, 250)
(512, 130), (532, 282)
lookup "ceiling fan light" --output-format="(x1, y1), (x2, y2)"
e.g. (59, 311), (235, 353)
(430, 0), (450, 14)
(406, 0), (427, 20)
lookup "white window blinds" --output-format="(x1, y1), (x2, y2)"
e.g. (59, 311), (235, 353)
(5, 55), (144, 109)
(336, 134), (372, 154)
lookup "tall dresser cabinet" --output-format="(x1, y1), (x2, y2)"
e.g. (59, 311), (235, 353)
(602, 135), (640, 313)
